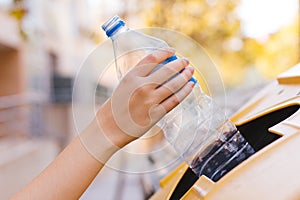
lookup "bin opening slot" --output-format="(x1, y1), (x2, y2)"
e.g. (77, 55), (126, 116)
(237, 105), (300, 151)
(170, 104), (299, 200)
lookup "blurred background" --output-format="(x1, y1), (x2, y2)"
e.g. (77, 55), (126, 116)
(0, 0), (299, 199)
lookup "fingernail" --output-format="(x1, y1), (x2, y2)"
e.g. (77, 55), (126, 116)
(188, 81), (195, 88)
(187, 67), (194, 73)
(182, 57), (190, 65)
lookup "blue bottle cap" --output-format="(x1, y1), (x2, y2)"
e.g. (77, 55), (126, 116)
(102, 15), (125, 37)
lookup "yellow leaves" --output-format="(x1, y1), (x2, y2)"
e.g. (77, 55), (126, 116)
(252, 20), (299, 79)
(9, 8), (27, 21)
(141, 0), (299, 87)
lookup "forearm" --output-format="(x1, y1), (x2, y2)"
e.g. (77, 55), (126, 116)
(11, 100), (134, 200)
(11, 122), (117, 200)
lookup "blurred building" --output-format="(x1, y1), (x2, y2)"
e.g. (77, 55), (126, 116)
(0, 0), (99, 198)
(23, 0), (96, 145)
(0, 0), (149, 198)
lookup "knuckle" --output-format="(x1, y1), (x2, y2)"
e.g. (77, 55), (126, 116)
(167, 65), (177, 74)
(143, 100), (152, 109)
(171, 96), (180, 105)
(145, 99), (153, 106)
(159, 86), (172, 97)
(182, 71), (190, 81)
(135, 86), (147, 95)
(145, 54), (157, 64)
(160, 67), (171, 77)
(135, 85), (154, 98)
(145, 96), (156, 109)
(172, 81), (181, 90)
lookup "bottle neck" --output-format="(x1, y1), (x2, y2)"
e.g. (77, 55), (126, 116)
(110, 25), (130, 41)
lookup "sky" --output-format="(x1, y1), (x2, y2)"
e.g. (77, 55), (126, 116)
(237, 0), (298, 39)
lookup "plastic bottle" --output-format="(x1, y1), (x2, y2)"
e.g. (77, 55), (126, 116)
(102, 15), (255, 181)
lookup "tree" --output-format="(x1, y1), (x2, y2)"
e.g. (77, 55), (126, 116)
(138, 0), (298, 88)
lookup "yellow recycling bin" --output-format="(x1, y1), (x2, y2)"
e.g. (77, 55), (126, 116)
(150, 63), (300, 200)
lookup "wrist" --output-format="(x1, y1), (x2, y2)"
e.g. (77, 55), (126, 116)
(96, 99), (136, 148)
(79, 99), (136, 164)
(79, 120), (119, 163)
(79, 102), (124, 163)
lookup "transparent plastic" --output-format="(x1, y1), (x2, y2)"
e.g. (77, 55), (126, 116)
(102, 16), (255, 181)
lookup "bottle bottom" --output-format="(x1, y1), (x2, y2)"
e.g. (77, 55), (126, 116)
(189, 129), (255, 181)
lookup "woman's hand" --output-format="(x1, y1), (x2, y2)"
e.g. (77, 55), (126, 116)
(95, 48), (195, 148)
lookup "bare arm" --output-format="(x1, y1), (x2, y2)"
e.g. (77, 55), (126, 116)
(11, 49), (194, 200)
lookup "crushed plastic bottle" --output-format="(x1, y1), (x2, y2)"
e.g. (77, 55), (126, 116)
(102, 15), (255, 181)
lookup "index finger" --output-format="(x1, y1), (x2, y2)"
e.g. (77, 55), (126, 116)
(134, 48), (175, 76)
